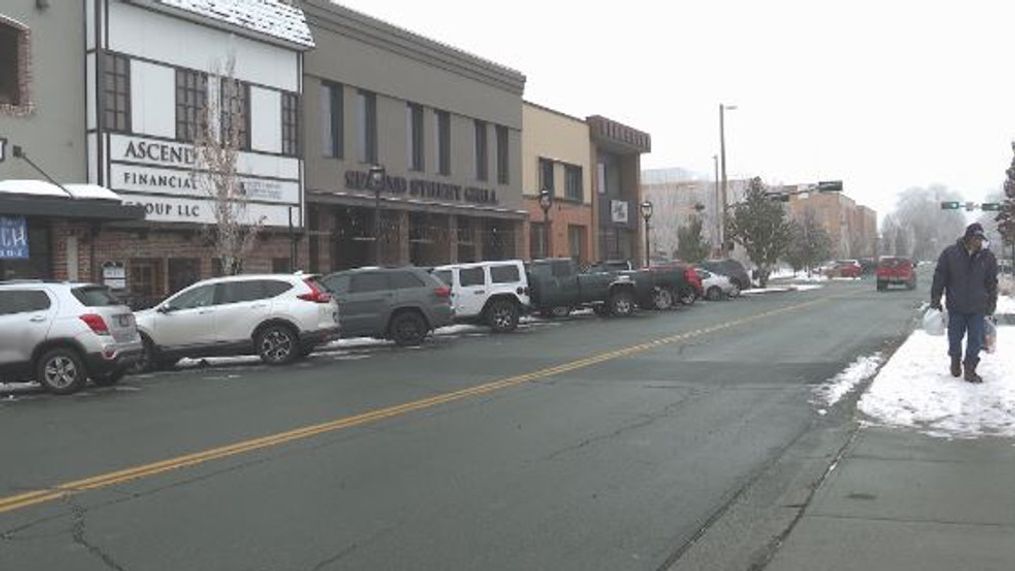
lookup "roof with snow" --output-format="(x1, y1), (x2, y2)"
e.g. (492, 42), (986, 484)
(154, 0), (315, 49)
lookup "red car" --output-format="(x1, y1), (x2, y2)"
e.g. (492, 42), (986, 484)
(826, 260), (863, 279)
(876, 257), (917, 291)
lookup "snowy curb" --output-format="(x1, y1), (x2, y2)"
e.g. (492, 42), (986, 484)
(741, 284), (824, 295)
(812, 352), (885, 413)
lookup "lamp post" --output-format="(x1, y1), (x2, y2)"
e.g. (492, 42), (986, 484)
(368, 164), (386, 265)
(713, 154), (720, 254)
(641, 200), (654, 268)
(719, 103), (737, 253)
(538, 189), (553, 258)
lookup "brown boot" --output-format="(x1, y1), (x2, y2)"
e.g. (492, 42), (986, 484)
(950, 356), (962, 378)
(964, 360), (983, 384)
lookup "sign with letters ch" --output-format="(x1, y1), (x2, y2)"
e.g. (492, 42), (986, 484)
(0, 216), (29, 259)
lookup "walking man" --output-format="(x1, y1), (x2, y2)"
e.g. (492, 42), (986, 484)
(930, 222), (998, 383)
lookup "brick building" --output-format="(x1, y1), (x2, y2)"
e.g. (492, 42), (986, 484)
(787, 191), (878, 259)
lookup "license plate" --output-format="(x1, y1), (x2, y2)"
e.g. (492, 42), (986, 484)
(118, 315), (133, 327)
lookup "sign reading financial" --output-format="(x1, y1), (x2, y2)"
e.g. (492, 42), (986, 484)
(0, 216), (30, 259)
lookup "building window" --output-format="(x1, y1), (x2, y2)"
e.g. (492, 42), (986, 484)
(539, 158), (555, 195)
(530, 222), (546, 259)
(357, 90), (377, 163)
(0, 17), (29, 113)
(281, 92), (299, 156)
(474, 120), (488, 181)
(568, 224), (587, 262)
(565, 164), (583, 201)
(436, 110), (451, 175)
(320, 82), (343, 158)
(103, 53), (131, 132)
(407, 103), (424, 171)
(496, 125), (509, 185)
(221, 78), (250, 150)
(175, 69), (207, 142)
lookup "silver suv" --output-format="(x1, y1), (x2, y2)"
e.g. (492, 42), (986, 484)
(0, 281), (143, 394)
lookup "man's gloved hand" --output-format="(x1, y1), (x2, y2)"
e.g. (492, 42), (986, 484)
(930, 299), (943, 311)
(987, 303), (995, 316)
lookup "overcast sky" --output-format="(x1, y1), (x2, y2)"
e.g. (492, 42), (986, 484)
(336, 0), (1015, 220)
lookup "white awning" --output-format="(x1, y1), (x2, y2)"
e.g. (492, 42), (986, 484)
(0, 180), (125, 202)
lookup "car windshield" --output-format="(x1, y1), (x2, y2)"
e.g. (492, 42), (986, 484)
(71, 286), (123, 307)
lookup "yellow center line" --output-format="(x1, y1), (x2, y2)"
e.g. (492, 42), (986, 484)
(0, 297), (823, 515)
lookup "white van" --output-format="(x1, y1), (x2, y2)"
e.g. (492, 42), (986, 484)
(431, 260), (531, 333)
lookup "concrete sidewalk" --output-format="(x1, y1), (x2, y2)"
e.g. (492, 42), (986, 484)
(765, 427), (1015, 571)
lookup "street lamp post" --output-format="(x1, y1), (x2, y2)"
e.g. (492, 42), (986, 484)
(538, 190), (553, 258)
(719, 103), (737, 253)
(368, 164), (386, 265)
(712, 154), (720, 254)
(641, 200), (654, 268)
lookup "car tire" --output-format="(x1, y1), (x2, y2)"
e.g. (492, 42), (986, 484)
(134, 337), (179, 373)
(593, 304), (610, 317)
(706, 286), (723, 301)
(389, 311), (428, 346)
(876, 281), (886, 291)
(256, 324), (298, 365)
(609, 289), (636, 317)
(36, 347), (87, 395)
(652, 287), (675, 310)
(486, 299), (520, 333)
(679, 289), (697, 306)
(92, 369), (125, 387)
(728, 283), (741, 298)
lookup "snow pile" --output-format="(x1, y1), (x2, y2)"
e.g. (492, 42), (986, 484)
(997, 294), (1015, 316)
(859, 327), (1015, 438)
(741, 284), (824, 295)
(813, 353), (884, 407)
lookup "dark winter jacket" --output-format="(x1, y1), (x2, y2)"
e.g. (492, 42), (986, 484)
(931, 239), (999, 315)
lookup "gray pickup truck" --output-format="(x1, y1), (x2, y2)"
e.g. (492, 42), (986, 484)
(526, 258), (654, 318)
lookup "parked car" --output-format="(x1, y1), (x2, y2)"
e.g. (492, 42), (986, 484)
(320, 267), (453, 346)
(696, 269), (737, 301)
(645, 262), (703, 307)
(698, 259), (752, 292)
(876, 257), (917, 291)
(134, 274), (340, 371)
(826, 259), (863, 278)
(432, 260), (530, 333)
(527, 258), (650, 317)
(0, 281), (142, 394)
(858, 257), (878, 276)
(587, 260), (634, 273)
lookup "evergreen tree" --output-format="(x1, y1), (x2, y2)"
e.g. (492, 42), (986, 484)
(727, 177), (792, 287)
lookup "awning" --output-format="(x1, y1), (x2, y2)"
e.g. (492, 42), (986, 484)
(0, 180), (146, 221)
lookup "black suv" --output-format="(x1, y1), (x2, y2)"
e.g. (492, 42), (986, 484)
(698, 259), (752, 291)
(320, 267), (454, 346)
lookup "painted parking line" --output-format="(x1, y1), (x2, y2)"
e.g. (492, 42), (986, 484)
(0, 298), (823, 515)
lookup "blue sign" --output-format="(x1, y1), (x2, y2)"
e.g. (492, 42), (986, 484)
(0, 216), (29, 259)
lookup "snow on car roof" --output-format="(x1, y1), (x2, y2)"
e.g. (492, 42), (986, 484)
(156, 0), (315, 48)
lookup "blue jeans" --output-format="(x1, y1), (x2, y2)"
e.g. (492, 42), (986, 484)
(948, 311), (985, 364)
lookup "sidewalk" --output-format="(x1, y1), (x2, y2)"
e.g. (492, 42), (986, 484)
(767, 305), (1015, 571)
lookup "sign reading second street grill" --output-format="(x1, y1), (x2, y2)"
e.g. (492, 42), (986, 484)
(344, 171), (499, 205)
(0, 216), (29, 259)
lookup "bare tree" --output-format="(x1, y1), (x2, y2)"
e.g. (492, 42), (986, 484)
(193, 55), (266, 276)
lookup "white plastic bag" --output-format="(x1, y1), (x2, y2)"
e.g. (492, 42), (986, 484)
(984, 317), (997, 354)
(923, 308), (947, 336)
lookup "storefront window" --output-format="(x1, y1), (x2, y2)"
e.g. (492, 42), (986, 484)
(167, 258), (200, 294)
(128, 258), (165, 309)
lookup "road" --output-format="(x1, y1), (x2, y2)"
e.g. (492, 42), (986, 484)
(0, 277), (925, 571)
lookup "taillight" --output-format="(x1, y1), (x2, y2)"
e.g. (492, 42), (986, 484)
(434, 286), (452, 298)
(80, 314), (110, 336)
(298, 279), (332, 303)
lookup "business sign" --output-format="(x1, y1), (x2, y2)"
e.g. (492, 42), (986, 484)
(102, 262), (126, 290)
(344, 170), (499, 205)
(107, 135), (301, 227)
(610, 200), (629, 224)
(0, 216), (29, 259)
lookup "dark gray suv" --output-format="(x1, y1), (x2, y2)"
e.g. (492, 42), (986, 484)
(320, 267), (453, 346)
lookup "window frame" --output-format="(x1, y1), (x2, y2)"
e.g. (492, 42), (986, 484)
(539, 157), (555, 195)
(474, 119), (488, 182)
(458, 267), (485, 287)
(103, 52), (131, 133)
(0, 289), (51, 315)
(495, 125), (510, 185)
(564, 164), (583, 202)
(281, 91), (299, 157)
(321, 81), (344, 158)
(0, 16), (30, 114)
(175, 68), (208, 143)
(436, 110), (451, 176)
(220, 77), (251, 151)
(407, 102), (425, 172)
(357, 89), (378, 164)
(490, 265), (520, 284)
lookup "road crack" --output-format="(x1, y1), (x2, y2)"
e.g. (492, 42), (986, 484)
(65, 495), (129, 571)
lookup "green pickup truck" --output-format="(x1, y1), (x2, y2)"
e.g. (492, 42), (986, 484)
(526, 258), (655, 317)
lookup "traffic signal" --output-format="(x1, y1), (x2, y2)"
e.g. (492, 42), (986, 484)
(981, 203), (1002, 211)
(940, 201), (961, 210)
(817, 180), (843, 192)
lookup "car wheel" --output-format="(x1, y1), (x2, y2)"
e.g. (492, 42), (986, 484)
(679, 289), (697, 306)
(609, 289), (636, 317)
(92, 369), (125, 387)
(257, 324), (298, 365)
(36, 348), (87, 395)
(390, 311), (428, 346)
(706, 286), (722, 301)
(593, 304), (610, 317)
(652, 287), (675, 310)
(487, 299), (520, 333)
(876, 281), (886, 291)
(548, 306), (571, 318)
(728, 283), (741, 298)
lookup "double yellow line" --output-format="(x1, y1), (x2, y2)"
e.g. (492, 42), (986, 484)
(0, 298), (822, 515)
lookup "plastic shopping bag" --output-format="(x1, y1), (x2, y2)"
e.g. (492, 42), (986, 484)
(923, 308), (947, 336)
(984, 317), (997, 354)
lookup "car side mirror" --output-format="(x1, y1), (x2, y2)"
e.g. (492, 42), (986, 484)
(157, 304), (174, 314)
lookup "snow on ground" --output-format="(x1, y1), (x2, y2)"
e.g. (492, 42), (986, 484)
(812, 352), (884, 409)
(997, 294), (1015, 316)
(858, 327), (1015, 439)
(741, 283), (824, 295)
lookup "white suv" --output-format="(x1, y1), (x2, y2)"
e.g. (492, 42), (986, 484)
(0, 281), (143, 394)
(134, 274), (340, 371)
(431, 260), (530, 333)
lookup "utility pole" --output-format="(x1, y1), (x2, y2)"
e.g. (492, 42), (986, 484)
(719, 104), (737, 253)
(713, 154), (720, 253)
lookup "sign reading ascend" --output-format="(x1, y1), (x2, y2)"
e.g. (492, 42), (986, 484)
(107, 135), (301, 227)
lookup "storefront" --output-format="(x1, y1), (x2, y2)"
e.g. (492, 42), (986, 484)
(588, 116), (651, 264)
(301, 1), (526, 272)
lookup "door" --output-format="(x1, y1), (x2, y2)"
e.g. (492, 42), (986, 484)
(152, 284), (220, 351)
(551, 259), (581, 305)
(214, 280), (275, 346)
(453, 266), (487, 318)
(330, 272), (393, 337)
(0, 289), (56, 370)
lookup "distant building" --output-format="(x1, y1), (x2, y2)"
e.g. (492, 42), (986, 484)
(786, 190), (878, 259)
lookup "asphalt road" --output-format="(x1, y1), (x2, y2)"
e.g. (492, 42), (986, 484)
(0, 277), (926, 571)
